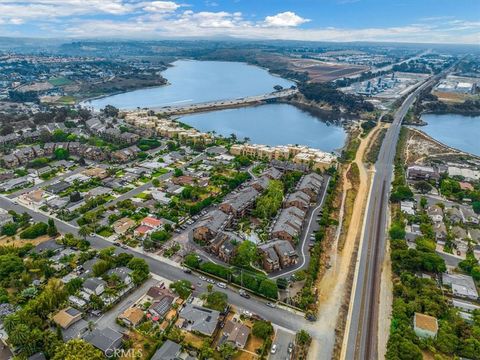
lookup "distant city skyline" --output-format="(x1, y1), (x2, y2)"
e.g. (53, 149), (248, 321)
(0, 0), (479, 44)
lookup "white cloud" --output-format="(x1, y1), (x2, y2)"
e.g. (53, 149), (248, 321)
(264, 11), (310, 27)
(0, 2), (478, 44)
(142, 1), (181, 12)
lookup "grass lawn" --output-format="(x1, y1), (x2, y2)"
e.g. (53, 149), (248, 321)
(55, 95), (76, 105)
(48, 77), (73, 86)
(152, 168), (169, 177)
(135, 192), (150, 200)
(97, 228), (114, 237)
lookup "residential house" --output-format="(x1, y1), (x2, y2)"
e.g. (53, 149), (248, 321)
(83, 167), (109, 180)
(0, 176), (32, 191)
(148, 293), (175, 319)
(401, 201), (416, 216)
(177, 304), (220, 337)
(407, 165), (440, 181)
(446, 207), (463, 224)
(113, 217), (136, 235)
(193, 210), (230, 242)
(427, 205), (444, 223)
(83, 327), (123, 354)
(52, 307), (83, 329)
(46, 181), (70, 195)
(434, 221), (447, 242)
(218, 238), (237, 263)
(452, 226), (468, 241)
(462, 207), (479, 225)
(111, 145), (141, 163)
(443, 273), (479, 300)
(218, 320), (250, 349)
(0, 209), (13, 227)
(414, 313), (438, 339)
(107, 267), (133, 285)
(118, 307), (144, 328)
(83, 277), (106, 296)
(151, 340), (181, 360)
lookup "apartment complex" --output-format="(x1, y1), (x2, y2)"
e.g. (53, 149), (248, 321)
(124, 111), (213, 144)
(230, 143), (336, 171)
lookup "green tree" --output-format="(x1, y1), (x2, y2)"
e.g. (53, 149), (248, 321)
(413, 181), (432, 194)
(296, 330), (311, 345)
(232, 240), (257, 268)
(78, 225), (91, 240)
(53, 339), (104, 360)
(0, 254), (25, 281)
(54, 147), (69, 160)
(92, 259), (110, 277)
(47, 218), (58, 237)
(258, 279), (278, 299)
(252, 320), (274, 338)
(20, 222), (48, 239)
(204, 291), (228, 312)
(1, 222), (17, 236)
(473, 201), (480, 214)
(184, 254), (200, 268)
(170, 280), (192, 299)
(219, 342), (237, 359)
(199, 339), (214, 360)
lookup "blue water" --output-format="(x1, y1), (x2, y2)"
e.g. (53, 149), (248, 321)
(420, 114), (480, 156)
(84, 60), (294, 110)
(179, 104), (346, 152)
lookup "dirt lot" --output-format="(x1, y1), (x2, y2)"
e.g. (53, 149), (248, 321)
(288, 58), (368, 82)
(432, 90), (479, 104)
(0, 234), (51, 247)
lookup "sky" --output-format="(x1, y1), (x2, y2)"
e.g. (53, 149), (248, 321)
(0, 0), (479, 44)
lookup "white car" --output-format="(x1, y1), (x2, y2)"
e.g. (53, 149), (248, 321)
(271, 344), (277, 354)
(199, 275), (207, 281)
(216, 282), (227, 289)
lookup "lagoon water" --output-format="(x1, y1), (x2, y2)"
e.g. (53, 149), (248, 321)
(86, 59), (346, 152)
(420, 114), (480, 156)
(179, 104), (347, 152)
(85, 60), (294, 110)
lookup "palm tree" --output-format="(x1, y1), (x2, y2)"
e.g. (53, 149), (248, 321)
(78, 225), (91, 240)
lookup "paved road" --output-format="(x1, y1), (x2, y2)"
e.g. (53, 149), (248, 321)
(7, 166), (86, 199)
(150, 89), (298, 115)
(0, 194), (312, 337)
(343, 71), (444, 359)
(270, 175), (331, 279)
(270, 328), (295, 360)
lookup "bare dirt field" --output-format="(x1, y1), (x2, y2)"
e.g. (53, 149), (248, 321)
(288, 58), (368, 82)
(0, 234), (51, 247)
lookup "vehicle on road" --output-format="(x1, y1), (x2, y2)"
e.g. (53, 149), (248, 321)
(183, 268), (192, 274)
(121, 244), (128, 249)
(113, 242), (120, 246)
(271, 344), (277, 354)
(207, 278), (215, 284)
(239, 289), (251, 299)
(305, 313), (317, 322)
(242, 310), (253, 317)
(216, 282), (227, 289)
(266, 302), (276, 308)
(288, 342), (293, 353)
(199, 275), (207, 281)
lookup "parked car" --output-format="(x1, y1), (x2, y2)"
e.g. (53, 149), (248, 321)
(271, 344), (277, 354)
(266, 302), (276, 308)
(239, 289), (251, 299)
(305, 313), (317, 322)
(183, 268), (192, 274)
(288, 342), (294, 353)
(216, 282), (227, 289)
(199, 275), (207, 281)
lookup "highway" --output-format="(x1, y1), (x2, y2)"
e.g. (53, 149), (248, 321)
(342, 72), (442, 359)
(150, 88), (298, 115)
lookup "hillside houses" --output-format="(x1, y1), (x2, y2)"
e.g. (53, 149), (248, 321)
(192, 210), (230, 242)
(219, 187), (259, 217)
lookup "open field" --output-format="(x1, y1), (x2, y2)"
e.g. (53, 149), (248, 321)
(288, 58), (368, 82)
(48, 76), (74, 86)
(432, 90), (479, 103)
